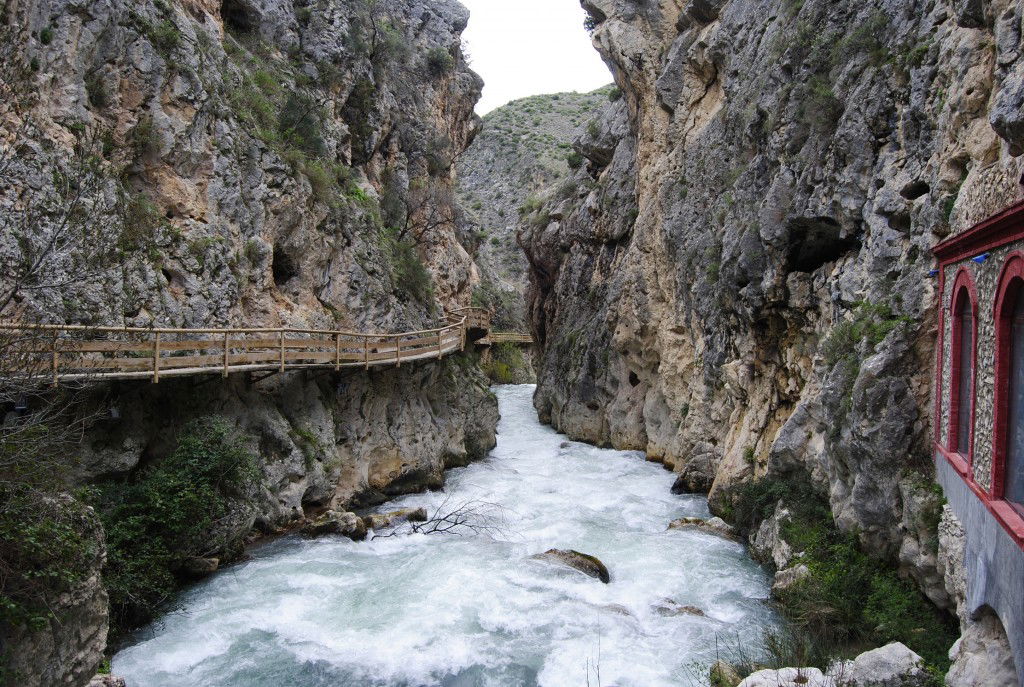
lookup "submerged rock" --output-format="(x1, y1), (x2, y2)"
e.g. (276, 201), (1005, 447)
(600, 603), (634, 616)
(362, 507), (429, 531)
(667, 516), (738, 540)
(531, 549), (610, 583)
(302, 511), (367, 541)
(653, 599), (706, 617)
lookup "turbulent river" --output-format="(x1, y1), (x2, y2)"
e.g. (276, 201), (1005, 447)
(114, 385), (780, 687)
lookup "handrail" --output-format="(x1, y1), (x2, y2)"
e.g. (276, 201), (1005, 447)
(0, 309), (530, 385)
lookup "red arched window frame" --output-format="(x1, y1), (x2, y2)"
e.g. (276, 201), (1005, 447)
(993, 253), (1024, 510)
(948, 268), (978, 463)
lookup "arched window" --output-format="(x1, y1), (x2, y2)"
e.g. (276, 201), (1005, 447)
(949, 270), (977, 460)
(994, 255), (1024, 516)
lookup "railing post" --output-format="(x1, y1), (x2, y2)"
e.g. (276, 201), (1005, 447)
(335, 333), (341, 371)
(363, 335), (369, 370)
(223, 331), (230, 378)
(279, 330), (285, 372)
(153, 332), (161, 384)
(437, 328), (443, 359)
(395, 335), (401, 368)
(51, 330), (59, 387)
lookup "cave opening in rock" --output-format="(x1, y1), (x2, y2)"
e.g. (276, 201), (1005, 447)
(221, 0), (255, 34)
(901, 180), (930, 200)
(785, 217), (861, 274)
(272, 244), (298, 286)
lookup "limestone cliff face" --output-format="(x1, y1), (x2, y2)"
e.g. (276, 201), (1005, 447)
(0, 0), (497, 683)
(2, 0), (482, 330)
(523, 0), (1024, 604)
(457, 88), (612, 330)
(0, 0), (498, 535)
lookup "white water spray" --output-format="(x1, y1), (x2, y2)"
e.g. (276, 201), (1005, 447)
(114, 385), (779, 686)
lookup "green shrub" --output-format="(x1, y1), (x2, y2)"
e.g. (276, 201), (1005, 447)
(799, 76), (843, 133)
(39, 26), (53, 45)
(279, 92), (325, 157)
(731, 473), (959, 673)
(148, 20), (181, 54)
(820, 301), (914, 368)
(483, 342), (529, 384)
(380, 228), (433, 304)
(85, 73), (107, 108)
(608, 86), (622, 102)
(343, 77), (377, 165)
(0, 487), (99, 631)
(93, 418), (258, 636)
(566, 150), (584, 169)
(425, 46), (455, 76)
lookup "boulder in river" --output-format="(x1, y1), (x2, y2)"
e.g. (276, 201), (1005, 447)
(531, 549), (610, 583)
(653, 599), (706, 617)
(302, 510), (367, 541)
(362, 507), (429, 530)
(667, 516), (738, 540)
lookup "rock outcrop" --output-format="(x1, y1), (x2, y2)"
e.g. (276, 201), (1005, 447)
(522, 0), (1023, 663)
(302, 510), (368, 540)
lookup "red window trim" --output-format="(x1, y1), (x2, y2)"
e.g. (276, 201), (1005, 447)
(933, 201), (1024, 553)
(992, 253), (1024, 513)
(933, 199), (1024, 263)
(948, 269), (978, 463)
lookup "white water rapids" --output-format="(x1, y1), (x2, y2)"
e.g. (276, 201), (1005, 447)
(113, 385), (780, 686)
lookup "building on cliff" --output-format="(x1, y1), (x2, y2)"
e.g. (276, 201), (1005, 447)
(933, 199), (1024, 685)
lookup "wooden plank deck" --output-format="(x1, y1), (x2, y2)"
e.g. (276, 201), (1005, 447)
(0, 307), (533, 385)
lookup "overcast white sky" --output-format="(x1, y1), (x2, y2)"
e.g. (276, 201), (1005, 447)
(459, 0), (612, 114)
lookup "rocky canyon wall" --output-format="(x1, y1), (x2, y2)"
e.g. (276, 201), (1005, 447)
(523, 0), (1024, 608)
(0, 0), (497, 683)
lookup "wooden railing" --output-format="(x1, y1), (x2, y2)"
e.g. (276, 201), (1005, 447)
(452, 306), (492, 331)
(0, 307), (532, 385)
(480, 332), (534, 346)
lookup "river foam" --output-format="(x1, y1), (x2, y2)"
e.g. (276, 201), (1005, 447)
(113, 384), (779, 686)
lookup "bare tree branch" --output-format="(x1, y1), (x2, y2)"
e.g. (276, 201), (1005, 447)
(371, 496), (512, 540)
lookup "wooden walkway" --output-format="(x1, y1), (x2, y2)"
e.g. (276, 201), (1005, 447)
(0, 307), (532, 385)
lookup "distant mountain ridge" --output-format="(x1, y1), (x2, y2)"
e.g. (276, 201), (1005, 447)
(457, 86), (615, 330)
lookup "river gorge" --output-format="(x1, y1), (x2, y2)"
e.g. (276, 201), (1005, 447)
(112, 386), (779, 687)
